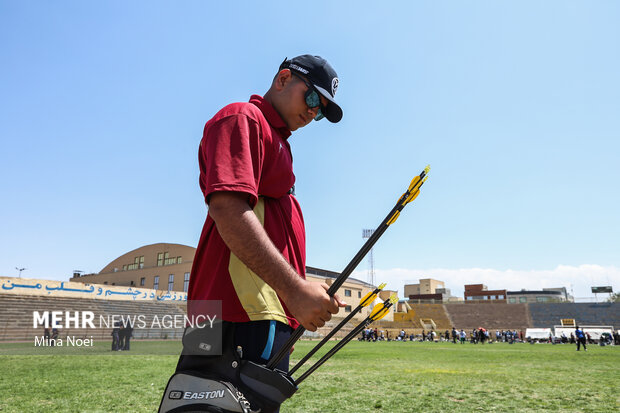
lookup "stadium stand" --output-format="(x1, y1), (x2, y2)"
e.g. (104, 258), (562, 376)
(443, 303), (530, 331)
(528, 302), (620, 329)
(391, 304), (452, 330)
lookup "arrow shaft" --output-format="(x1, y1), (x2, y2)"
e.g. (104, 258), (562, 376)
(289, 304), (364, 375)
(295, 318), (370, 384)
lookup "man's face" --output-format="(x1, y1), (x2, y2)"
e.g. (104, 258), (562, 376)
(276, 71), (329, 131)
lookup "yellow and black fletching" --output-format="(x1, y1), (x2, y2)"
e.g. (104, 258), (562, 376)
(387, 165), (430, 226)
(360, 282), (386, 307)
(405, 176), (427, 204)
(369, 294), (398, 321)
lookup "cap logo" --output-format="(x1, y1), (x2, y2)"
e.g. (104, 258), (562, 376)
(289, 64), (309, 75)
(331, 78), (339, 96)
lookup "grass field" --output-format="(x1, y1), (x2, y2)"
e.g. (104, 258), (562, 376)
(0, 340), (618, 412)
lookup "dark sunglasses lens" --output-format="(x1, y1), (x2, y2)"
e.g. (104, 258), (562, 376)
(314, 107), (325, 121)
(305, 90), (321, 108)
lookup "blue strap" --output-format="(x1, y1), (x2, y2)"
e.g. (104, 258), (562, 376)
(261, 320), (276, 360)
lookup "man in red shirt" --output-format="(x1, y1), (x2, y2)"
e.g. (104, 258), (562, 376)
(160, 55), (345, 413)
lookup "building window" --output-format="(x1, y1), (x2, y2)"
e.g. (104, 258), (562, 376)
(537, 296), (549, 302)
(126, 255), (144, 271)
(508, 297), (516, 303)
(519, 297), (527, 303)
(158, 252), (183, 266)
(184, 273), (190, 292)
(345, 305), (352, 312)
(467, 296), (473, 301)
(168, 274), (174, 291)
(358, 291), (361, 298)
(345, 289), (351, 297)
(140, 277), (145, 287)
(154, 276), (159, 290)
(498, 295), (504, 299)
(490, 295), (496, 300)
(483, 296), (488, 300)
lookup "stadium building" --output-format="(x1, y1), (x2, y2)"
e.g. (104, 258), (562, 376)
(70, 243), (195, 292)
(464, 284), (508, 302)
(404, 278), (461, 303)
(507, 287), (573, 303)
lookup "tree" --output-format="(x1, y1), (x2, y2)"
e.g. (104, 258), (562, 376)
(607, 292), (620, 303)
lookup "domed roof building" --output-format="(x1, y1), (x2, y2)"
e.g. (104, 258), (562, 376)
(70, 243), (195, 292)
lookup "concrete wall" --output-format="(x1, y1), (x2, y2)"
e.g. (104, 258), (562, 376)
(1, 277), (187, 302)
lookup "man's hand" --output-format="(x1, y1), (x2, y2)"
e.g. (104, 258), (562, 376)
(282, 280), (347, 332)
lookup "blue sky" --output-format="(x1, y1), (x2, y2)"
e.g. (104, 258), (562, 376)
(1, 1), (618, 299)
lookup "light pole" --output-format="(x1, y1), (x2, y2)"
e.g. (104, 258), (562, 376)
(362, 229), (375, 286)
(15, 267), (26, 278)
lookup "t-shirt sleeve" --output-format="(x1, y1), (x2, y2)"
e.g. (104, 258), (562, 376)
(199, 113), (264, 207)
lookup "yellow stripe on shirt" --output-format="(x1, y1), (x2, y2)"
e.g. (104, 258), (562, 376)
(228, 197), (289, 325)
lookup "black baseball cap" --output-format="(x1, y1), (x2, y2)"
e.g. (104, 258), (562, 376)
(279, 55), (343, 123)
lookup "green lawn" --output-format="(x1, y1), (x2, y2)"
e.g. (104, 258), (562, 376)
(0, 340), (618, 412)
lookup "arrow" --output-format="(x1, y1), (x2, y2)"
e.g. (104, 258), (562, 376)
(267, 165), (430, 369)
(289, 283), (387, 376)
(294, 294), (398, 385)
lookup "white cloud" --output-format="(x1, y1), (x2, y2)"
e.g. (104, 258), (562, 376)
(352, 264), (620, 301)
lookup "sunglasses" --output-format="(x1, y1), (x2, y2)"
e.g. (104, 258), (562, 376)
(291, 72), (325, 121)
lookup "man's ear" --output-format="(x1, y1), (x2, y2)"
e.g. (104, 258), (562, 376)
(274, 69), (293, 91)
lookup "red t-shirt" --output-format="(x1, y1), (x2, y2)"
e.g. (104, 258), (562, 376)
(188, 95), (306, 329)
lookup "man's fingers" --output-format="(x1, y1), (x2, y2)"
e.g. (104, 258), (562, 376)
(333, 293), (347, 308)
(327, 296), (341, 314)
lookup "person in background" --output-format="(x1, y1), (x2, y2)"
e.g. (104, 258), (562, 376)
(111, 321), (120, 351)
(123, 319), (133, 350)
(118, 321), (126, 350)
(50, 327), (59, 347)
(575, 326), (587, 351)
